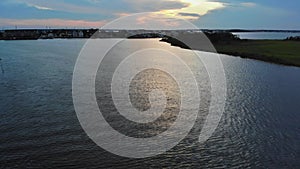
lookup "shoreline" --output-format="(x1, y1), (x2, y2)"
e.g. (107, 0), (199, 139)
(2, 38), (299, 68)
(1, 28), (299, 67)
(160, 38), (300, 67)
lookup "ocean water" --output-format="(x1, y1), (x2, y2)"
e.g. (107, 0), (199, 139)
(0, 39), (299, 168)
(232, 32), (300, 40)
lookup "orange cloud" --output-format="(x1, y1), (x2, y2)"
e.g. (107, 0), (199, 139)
(135, 14), (181, 27)
(102, 13), (195, 30)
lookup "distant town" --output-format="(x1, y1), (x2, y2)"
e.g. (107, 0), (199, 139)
(0, 29), (97, 40)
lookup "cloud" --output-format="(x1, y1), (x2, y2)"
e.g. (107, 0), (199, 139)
(178, 12), (201, 17)
(240, 2), (256, 7)
(27, 4), (54, 10)
(102, 13), (196, 30)
(87, 0), (101, 3)
(123, 0), (190, 12)
(14, 0), (110, 14)
(16, 0), (190, 15)
(0, 18), (106, 28)
(158, 0), (226, 20)
(8, 0), (227, 21)
(177, 12), (201, 19)
(114, 13), (132, 17)
(1, 0), (229, 28)
(123, 0), (226, 19)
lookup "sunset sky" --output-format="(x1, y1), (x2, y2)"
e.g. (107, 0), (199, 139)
(0, 0), (299, 29)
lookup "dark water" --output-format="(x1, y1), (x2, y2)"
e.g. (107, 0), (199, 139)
(232, 32), (300, 40)
(0, 39), (299, 168)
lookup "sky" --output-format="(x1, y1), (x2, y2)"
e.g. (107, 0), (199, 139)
(0, 0), (299, 29)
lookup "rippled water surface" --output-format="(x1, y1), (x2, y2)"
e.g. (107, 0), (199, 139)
(0, 39), (299, 168)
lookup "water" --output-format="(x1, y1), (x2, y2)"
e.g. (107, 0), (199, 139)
(232, 32), (300, 40)
(0, 39), (299, 168)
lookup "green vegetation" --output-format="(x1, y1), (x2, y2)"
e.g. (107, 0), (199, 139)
(162, 34), (300, 67)
(214, 40), (300, 67)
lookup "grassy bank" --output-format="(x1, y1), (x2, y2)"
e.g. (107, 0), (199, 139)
(214, 40), (300, 67)
(161, 36), (300, 67)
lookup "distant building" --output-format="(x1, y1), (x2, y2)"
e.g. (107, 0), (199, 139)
(78, 31), (84, 38)
(48, 33), (54, 38)
(72, 31), (78, 37)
